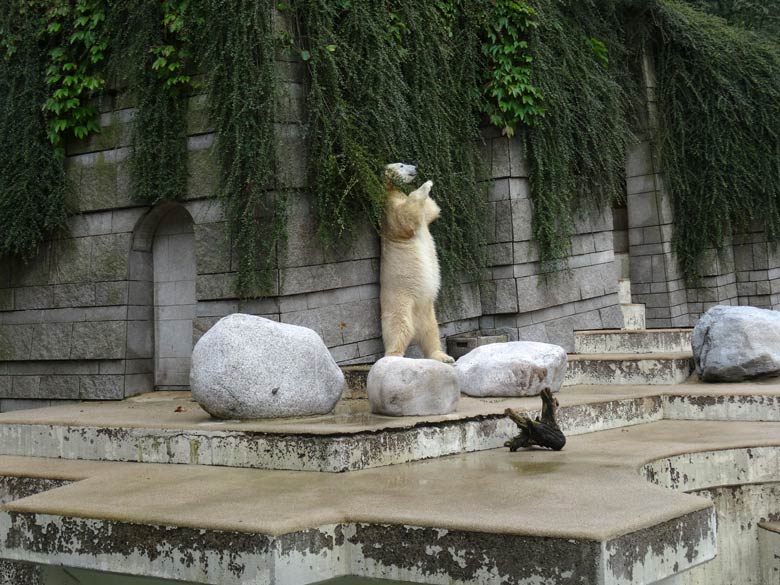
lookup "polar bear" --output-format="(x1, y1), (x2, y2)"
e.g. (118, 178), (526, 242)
(379, 163), (454, 364)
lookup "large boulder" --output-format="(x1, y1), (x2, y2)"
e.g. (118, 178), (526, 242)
(367, 356), (460, 416)
(693, 305), (780, 382)
(455, 341), (567, 397)
(191, 314), (344, 419)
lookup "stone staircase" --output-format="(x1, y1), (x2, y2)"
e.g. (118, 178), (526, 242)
(566, 327), (695, 386)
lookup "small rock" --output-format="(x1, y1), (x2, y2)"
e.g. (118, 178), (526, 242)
(191, 314), (344, 419)
(456, 341), (567, 397)
(367, 356), (460, 416)
(693, 305), (780, 382)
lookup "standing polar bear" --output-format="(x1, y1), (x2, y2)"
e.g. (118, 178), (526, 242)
(380, 163), (454, 364)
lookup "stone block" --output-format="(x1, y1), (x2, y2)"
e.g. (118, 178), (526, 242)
(281, 298), (381, 347)
(495, 200), (513, 242)
(49, 238), (92, 284)
(10, 376), (40, 398)
(52, 283), (95, 308)
(128, 281), (154, 306)
(627, 192), (660, 228)
(625, 141), (654, 178)
(509, 178), (530, 199)
(280, 259), (377, 296)
(487, 243), (513, 267)
(126, 320), (153, 359)
(95, 281), (128, 306)
(511, 199), (533, 242)
(83, 306), (128, 321)
(197, 273), (242, 300)
(0, 325), (33, 360)
(480, 279), (518, 315)
(67, 212), (112, 237)
(40, 375), (80, 399)
(91, 233), (131, 281)
(129, 250), (153, 282)
(66, 153), (126, 212)
(571, 234), (596, 256)
(489, 179), (510, 202)
(513, 241), (540, 264)
(0, 289), (11, 311)
(194, 222), (231, 275)
(276, 124), (308, 189)
(508, 137), (528, 177)
(30, 323), (73, 360)
(79, 374), (124, 399)
(186, 139), (219, 200)
(124, 373), (154, 396)
(277, 82), (306, 123)
(12, 245), (51, 287)
(111, 208), (147, 234)
(13, 286), (52, 310)
(126, 358), (153, 374)
(492, 137), (511, 178)
(439, 282), (482, 323)
(186, 95), (213, 135)
(71, 321), (126, 360)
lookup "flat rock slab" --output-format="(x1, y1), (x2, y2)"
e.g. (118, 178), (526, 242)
(693, 305), (780, 382)
(456, 341), (567, 397)
(191, 314), (344, 419)
(367, 356), (459, 416)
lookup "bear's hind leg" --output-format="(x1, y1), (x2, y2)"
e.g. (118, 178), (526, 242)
(382, 294), (416, 357)
(416, 300), (454, 364)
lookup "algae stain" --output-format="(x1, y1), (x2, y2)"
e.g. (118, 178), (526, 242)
(189, 440), (200, 464)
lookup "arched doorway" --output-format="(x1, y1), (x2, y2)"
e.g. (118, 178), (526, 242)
(151, 206), (196, 390)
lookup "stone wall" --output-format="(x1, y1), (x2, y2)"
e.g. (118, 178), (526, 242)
(477, 128), (623, 352)
(4, 38), (779, 409)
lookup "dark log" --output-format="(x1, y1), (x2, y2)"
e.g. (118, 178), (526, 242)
(504, 388), (566, 451)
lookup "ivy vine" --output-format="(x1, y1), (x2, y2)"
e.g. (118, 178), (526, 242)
(0, 1), (69, 259)
(295, 0), (487, 297)
(649, 0), (780, 280)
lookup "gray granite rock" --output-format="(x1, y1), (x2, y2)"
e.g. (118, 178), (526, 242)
(190, 313), (344, 419)
(367, 356), (459, 416)
(693, 305), (780, 382)
(456, 341), (567, 397)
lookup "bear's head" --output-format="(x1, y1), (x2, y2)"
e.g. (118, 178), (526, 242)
(384, 163), (417, 186)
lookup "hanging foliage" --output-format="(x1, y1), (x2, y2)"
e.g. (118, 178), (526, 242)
(109, 0), (192, 204)
(0, 1), (69, 259)
(523, 0), (636, 273)
(649, 0), (780, 280)
(295, 0), (487, 296)
(194, 0), (281, 296)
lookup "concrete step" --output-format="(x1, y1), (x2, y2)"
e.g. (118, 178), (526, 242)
(575, 328), (693, 354)
(564, 352), (694, 386)
(621, 303), (646, 330)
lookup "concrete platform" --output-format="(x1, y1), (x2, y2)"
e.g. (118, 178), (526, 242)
(0, 381), (778, 472)
(759, 522), (780, 585)
(4, 419), (780, 584)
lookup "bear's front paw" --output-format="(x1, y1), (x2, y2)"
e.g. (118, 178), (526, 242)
(422, 180), (433, 190)
(431, 350), (455, 364)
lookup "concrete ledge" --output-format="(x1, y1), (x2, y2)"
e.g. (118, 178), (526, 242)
(6, 419), (773, 584)
(0, 383), (777, 472)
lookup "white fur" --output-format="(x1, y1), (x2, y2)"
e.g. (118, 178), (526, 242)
(379, 164), (453, 363)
